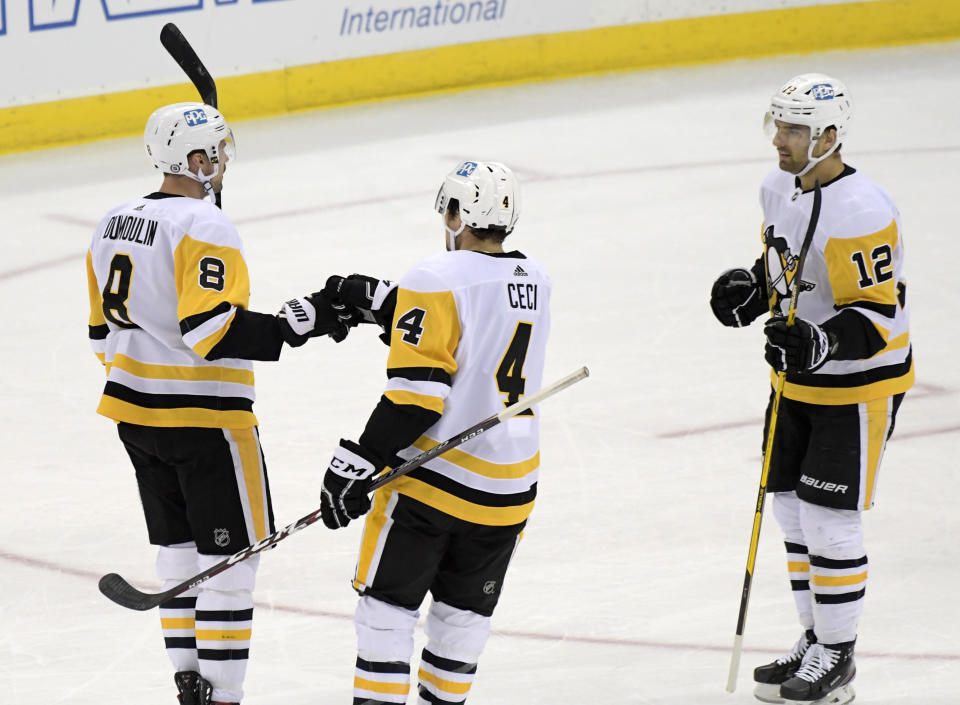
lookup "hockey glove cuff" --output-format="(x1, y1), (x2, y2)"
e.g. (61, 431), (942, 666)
(278, 292), (349, 347)
(763, 316), (835, 372)
(320, 439), (381, 529)
(710, 268), (768, 328)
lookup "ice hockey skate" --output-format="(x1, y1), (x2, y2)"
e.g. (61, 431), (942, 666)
(779, 641), (856, 704)
(753, 630), (816, 703)
(174, 670), (239, 705)
(175, 671), (211, 705)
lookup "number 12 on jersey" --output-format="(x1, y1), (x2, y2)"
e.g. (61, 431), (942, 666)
(496, 321), (534, 416)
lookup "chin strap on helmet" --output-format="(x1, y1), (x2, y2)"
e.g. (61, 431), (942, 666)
(445, 219), (467, 251)
(797, 139), (840, 177)
(184, 159), (220, 205)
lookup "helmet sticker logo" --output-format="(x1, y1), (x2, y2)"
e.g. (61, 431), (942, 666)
(183, 109), (208, 126)
(456, 161), (478, 177)
(810, 84), (835, 100)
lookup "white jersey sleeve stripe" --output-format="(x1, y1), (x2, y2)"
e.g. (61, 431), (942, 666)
(384, 377), (450, 399)
(384, 389), (444, 415)
(182, 307), (237, 358)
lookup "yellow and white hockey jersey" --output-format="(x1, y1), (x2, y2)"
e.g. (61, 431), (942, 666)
(759, 166), (913, 404)
(87, 193), (276, 429)
(360, 250), (551, 527)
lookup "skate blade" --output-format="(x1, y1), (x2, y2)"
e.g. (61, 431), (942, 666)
(814, 684), (855, 705)
(784, 684), (855, 705)
(753, 683), (786, 704)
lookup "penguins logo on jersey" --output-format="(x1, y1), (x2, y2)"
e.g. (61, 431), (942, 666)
(763, 225), (814, 313)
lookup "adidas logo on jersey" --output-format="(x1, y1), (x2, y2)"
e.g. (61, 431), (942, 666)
(513, 265), (527, 277)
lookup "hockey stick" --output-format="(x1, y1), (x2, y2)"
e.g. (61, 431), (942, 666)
(98, 366), (590, 611)
(160, 23), (217, 108)
(160, 23), (222, 209)
(726, 181), (822, 693)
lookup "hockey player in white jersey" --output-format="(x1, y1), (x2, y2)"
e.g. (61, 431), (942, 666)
(86, 102), (348, 705)
(710, 75), (912, 704)
(318, 161), (551, 704)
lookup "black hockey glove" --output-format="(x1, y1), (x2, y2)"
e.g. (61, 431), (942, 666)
(323, 274), (398, 345)
(710, 268), (768, 328)
(277, 292), (349, 347)
(764, 316), (835, 372)
(320, 439), (381, 529)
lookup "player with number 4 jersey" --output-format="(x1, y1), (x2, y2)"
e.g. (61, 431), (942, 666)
(319, 160), (551, 705)
(375, 247), (550, 526)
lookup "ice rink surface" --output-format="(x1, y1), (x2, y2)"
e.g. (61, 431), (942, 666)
(1, 40), (958, 705)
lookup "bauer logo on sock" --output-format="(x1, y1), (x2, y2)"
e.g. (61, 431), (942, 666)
(184, 109), (209, 126)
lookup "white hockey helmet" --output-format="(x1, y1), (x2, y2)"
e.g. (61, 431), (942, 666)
(435, 160), (520, 235)
(144, 102), (235, 179)
(764, 73), (852, 174)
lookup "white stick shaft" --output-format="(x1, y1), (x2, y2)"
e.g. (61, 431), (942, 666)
(496, 366), (590, 422)
(727, 634), (744, 692)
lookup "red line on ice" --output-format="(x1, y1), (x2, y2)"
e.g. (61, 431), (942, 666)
(1, 548), (957, 662)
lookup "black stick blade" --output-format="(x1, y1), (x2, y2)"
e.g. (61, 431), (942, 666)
(98, 573), (168, 611)
(160, 23), (218, 108)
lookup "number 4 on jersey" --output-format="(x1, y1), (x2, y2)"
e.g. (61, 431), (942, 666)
(497, 322), (534, 416)
(395, 307), (426, 345)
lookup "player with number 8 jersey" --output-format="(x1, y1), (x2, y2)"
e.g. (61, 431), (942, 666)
(318, 160), (551, 705)
(86, 102), (350, 705)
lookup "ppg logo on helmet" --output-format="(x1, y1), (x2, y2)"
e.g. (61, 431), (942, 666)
(456, 161), (478, 177)
(183, 109), (208, 126)
(810, 84), (835, 101)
